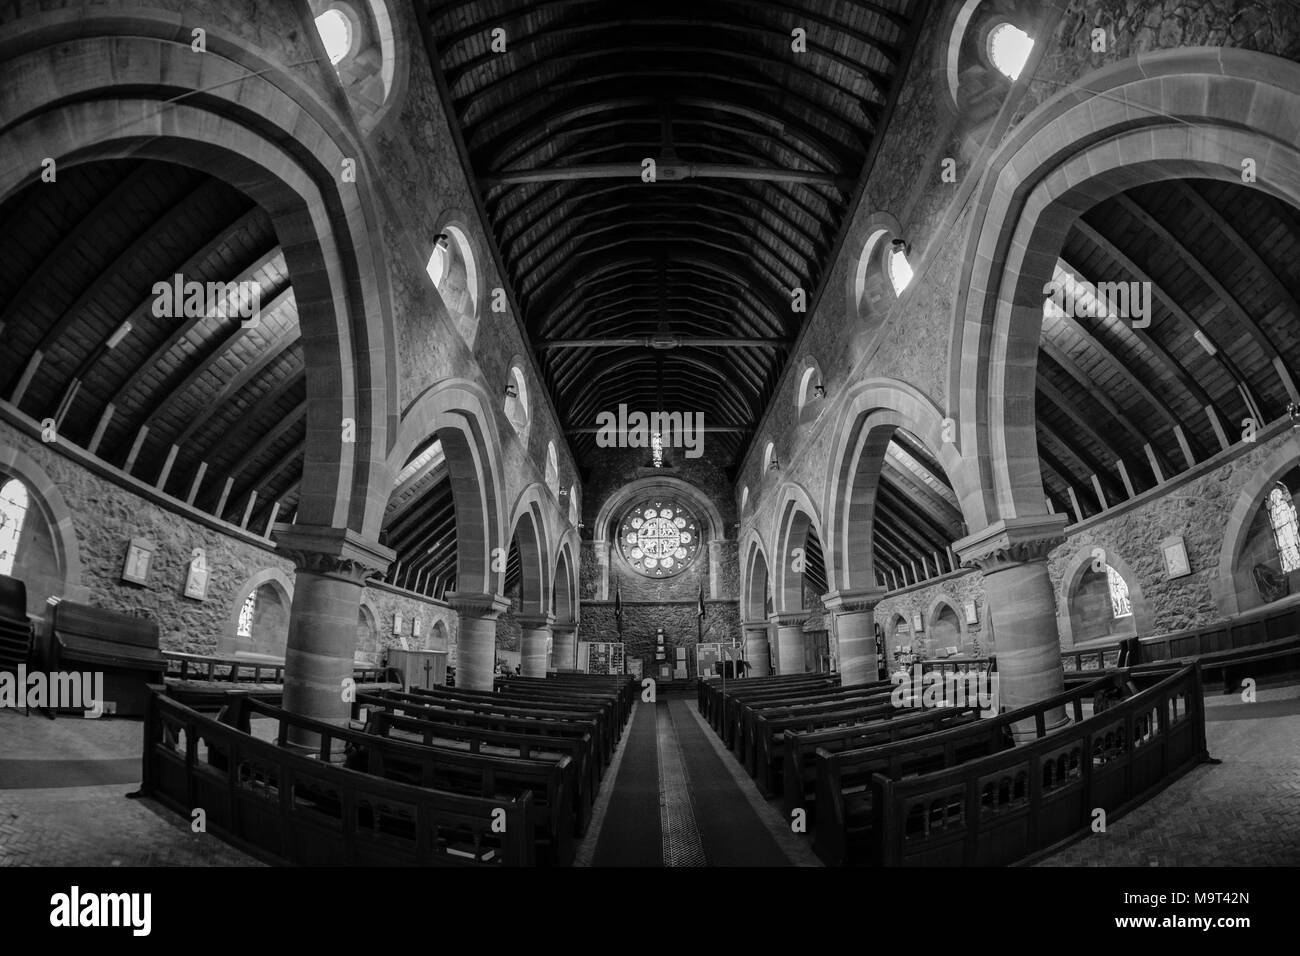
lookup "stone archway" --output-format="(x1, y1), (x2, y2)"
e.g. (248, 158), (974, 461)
(0, 446), (90, 615)
(770, 483), (822, 674)
(1215, 432), (1300, 617)
(224, 568), (295, 658)
(740, 531), (773, 676)
(0, 14), (404, 727)
(508, 488), (553, 677)
(944, 49), (1300, 726)
(1055, 545), (1150, 647)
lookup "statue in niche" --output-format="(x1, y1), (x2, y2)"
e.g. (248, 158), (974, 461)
(1253, 563), (1289, 604)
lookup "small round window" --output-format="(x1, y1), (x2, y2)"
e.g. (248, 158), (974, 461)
(618, 500), (701, 578)
(315, 9), (353, 65)
(988, 23), (1033, 81)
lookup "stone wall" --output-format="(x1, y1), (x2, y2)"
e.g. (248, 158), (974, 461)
(578, 599), (741, 673)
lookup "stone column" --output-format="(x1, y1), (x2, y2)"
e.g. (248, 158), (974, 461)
(769, 611), (810, 675)
(446, 592), (511, 691)
(518, 613), (555, 678)
(955, 516), (1069, 739)
(273, 525), (393, 735)
(552, 621), (578, 671)
(742, 620), (771, 676)
(823, 587), (887, 686)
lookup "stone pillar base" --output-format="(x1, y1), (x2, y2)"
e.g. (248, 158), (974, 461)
(742, 621), (771, 676)
(518, 614), (555, 678)
(770, 612), (810, 675)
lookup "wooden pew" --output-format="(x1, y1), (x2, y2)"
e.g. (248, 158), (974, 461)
(812, 673), (1118, 866)
(220, 694), (576, 866)
(733, 681), (894, 759)
(495, 676), (635, 729)
(362, 706), (597, 837)
(163, 651), (401, 711)
(358, 690), (607, 779)
(391, 686), (613, 766)
(748, 692), (900, 794)
(782, 705), (982, 820)
(0, 574), (34, 676)
(871, 665), (1207, 866)
(705, 674), (835, 731)
(139, 687), (534, 865)
(715, 675), (839, 741)
(45, 601), (165, 715)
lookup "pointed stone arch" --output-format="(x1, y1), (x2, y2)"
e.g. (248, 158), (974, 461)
(771, 481), (823, 613)
(0, 445), (89, 612)
(1055, 544), (1150, 647)
(507, 484), (554, 617)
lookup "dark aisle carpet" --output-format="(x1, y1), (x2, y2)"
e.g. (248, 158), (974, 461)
(0, 758), (141, 789)
(666, 698), (793, 866)
(590, 701), (662, 866)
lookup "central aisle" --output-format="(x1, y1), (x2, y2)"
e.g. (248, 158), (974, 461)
(582, 694), (818, 867)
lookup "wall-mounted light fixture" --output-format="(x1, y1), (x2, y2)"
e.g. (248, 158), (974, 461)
(768, 457), (781, 472)
(891, 238), (910, 256)
(813, 383), (826, 399)
(505, 383), (519, 398)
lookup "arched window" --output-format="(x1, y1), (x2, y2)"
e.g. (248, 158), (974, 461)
(0, 478), (30, 578)
(740, 486), (749, 514)
(1105, 565), (1132, 619)
(545, 442), (559, 497)
(988, 23), (1033, 81)
(762, 441), (776, 473)
(1267, 483), (1300, 573)
(236, 591), (257, 638)
(888, 241), (913, 296)
(568, 484), (579, 527)
(505, 365), (529, 433)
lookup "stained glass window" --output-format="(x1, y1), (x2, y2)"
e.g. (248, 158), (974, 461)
(1267, 484), (1300, 574)
(618, 500), (700, 577)
(1105, 565), (1132, 619)
(0, 479), (29, 578)
(237, 591), (257, 638)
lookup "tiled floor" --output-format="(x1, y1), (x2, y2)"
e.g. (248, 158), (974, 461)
(0, 709), (258, 866)
(1035, 685), (1300, 866)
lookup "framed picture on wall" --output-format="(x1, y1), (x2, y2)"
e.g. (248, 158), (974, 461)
(963, 601), (978, 625)
(183, 563), (209, 601)
(393, 613), (404, 635)
(1161, 535), (1192, 579)
(413, 618), (422, 639)
(912, 613), (924, 633)
(121, 537), (155, 586)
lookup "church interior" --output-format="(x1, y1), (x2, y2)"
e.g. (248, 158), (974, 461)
(1, 0), (1299, 877)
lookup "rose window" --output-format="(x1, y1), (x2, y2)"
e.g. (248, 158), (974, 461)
(618, 500), (700, 577)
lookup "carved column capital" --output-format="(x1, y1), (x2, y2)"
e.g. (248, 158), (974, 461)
(445, 591), (512, 621)
(272, 524), (394, 584)
(741, 619), (771, 631)
(769, 611), (810, 628)
(822, 587), (888, 615)
(953, 515), (1068, 574)
(517, 613), (556, 630)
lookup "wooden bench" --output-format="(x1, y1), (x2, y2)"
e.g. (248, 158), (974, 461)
(0, 574), (33, 673)
(358, 690), (608, 778)
(733, 681), (894, 759)
(494, 676), (635, 728)
(361, 705), (597, 837)
(45, 601), (165, 715)
(812, 673), (1119, 866)
(163, 652), (401, 711)
(219, 693), (576, 866)
(413, 683), (621, 745)
(706, 674), (835, 731)
(394, 686), (613, 765)
(747, 691), (900, 794)
(138, 686), (534, 865)
(699, 672), (830, 726)
(871, 665), (1207, 866)
(782, 705), (983, 820)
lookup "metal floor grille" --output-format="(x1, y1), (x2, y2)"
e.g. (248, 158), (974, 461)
(656, 703), (706, 867)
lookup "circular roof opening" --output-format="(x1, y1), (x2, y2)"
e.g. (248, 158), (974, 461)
(989, 23), (1033, 81)
(315, 9), (353, 65)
